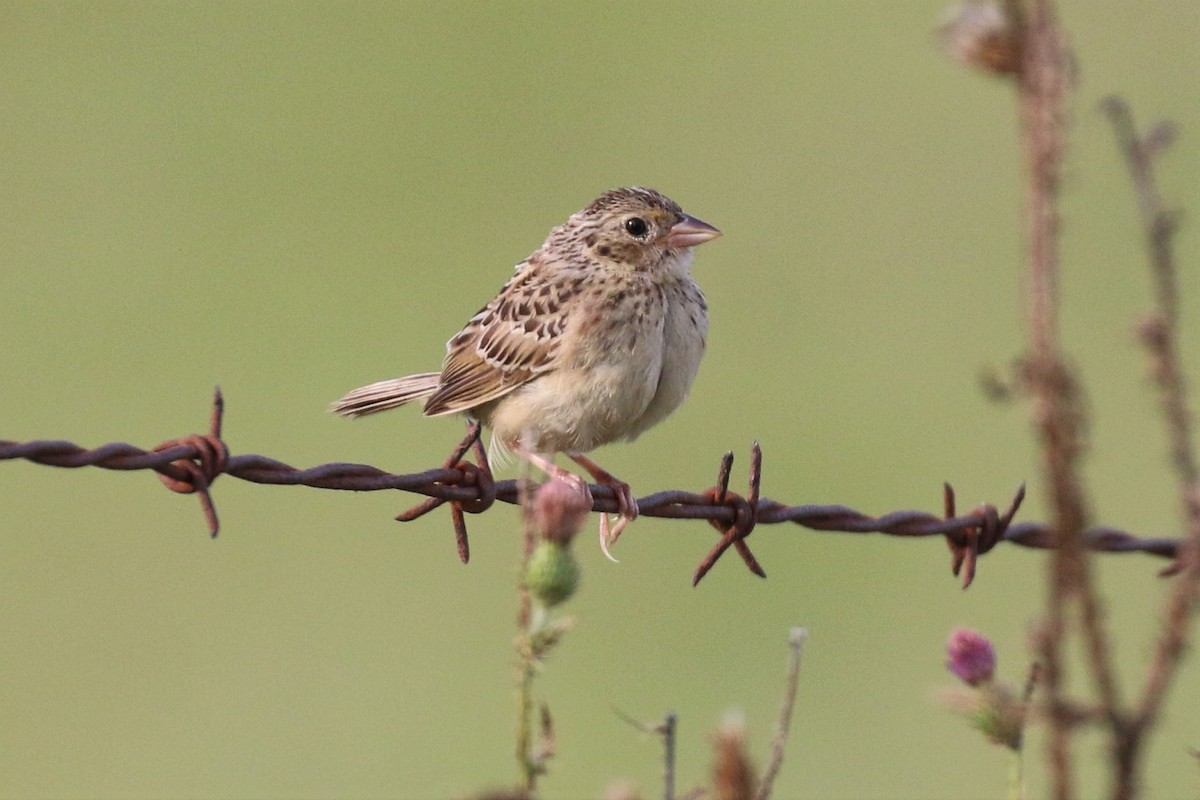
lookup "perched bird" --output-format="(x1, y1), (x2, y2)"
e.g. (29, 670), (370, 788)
(332, 187), (721, 557)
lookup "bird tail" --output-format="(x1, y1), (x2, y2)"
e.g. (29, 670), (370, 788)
(330, 373), (441, 418)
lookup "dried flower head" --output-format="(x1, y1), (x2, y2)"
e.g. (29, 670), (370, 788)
(937, 2), (1020, 75)
(946, 627), (996, 686)
(712, 710), (757, 800)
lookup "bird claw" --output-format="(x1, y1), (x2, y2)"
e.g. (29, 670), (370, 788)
(599, 514), (620, 563)
(598, 481), (638, 562)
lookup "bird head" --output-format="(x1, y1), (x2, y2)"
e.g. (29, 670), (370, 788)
(570, 187), (721, 273)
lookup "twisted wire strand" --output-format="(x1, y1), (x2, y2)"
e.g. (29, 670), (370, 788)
(0, 390), (1182, 586)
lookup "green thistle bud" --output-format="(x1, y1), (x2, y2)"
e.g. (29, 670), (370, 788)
(525, 540), (580, 607)
(940, 682), (1026, 752)
(970, 683), (1025, 750)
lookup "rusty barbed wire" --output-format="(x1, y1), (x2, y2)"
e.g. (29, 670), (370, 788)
(0, 389), (1184, 587)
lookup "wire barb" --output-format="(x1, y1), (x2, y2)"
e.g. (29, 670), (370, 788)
(693, 443), (765, 586)
(150, 387), (228, 537)
(0, 392), (1187, 585)
(394, 420), (494, 563)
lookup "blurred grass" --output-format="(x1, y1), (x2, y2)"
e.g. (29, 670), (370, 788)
(1, 1), (1198, 797)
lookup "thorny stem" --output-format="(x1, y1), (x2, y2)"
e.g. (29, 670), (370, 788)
(1104, 97), (1200, 798)
(1103, 97), (1199, 518)
(516, 651), (537, 794)
(1015, 6), (1073, 796)
(1012, 2), (1123, 797)
(515, 460), (539, 794)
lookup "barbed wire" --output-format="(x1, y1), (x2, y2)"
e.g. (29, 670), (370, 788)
(0, 389), (1183, 587)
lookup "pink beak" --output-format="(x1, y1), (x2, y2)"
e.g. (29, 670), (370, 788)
(666, 214), (722, 248)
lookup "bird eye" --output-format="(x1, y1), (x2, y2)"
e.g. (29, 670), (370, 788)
(624, 217), (649, 238)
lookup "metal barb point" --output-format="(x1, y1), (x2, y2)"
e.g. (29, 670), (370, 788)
(147, 390), (230, 538)
(693, 443), (765, 585)
(394, 420), (493, 564)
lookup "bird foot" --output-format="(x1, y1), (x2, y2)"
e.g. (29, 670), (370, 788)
(570, 454), (638, 563)
(514, 449), (638, 562)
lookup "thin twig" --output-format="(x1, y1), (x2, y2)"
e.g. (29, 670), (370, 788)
(753, 627), (808, 800)
(663, 712), (677, 800)
(1103, 96), (1199, 799)
(611, 709), (678, 800)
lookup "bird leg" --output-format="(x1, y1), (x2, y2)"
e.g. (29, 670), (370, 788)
(567, 453), (638, 561)
(517, 449), (591, 492)
(514, 448), (596, 523)
(512, 448), (635, 563)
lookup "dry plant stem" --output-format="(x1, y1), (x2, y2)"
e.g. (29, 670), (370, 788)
(1104, 97), (1200, 795)
(663, 712), (677, 800)
(611, 708), (679, 800)
(1103, 98), (1197, 508)
(1012, 2), (1121, 797)
(753, 628), (808, 800)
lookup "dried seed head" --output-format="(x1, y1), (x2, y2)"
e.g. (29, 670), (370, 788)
(712, 709), (756, 800)
(937, 2), (1020, 75)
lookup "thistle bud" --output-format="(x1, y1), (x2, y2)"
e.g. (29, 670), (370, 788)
(532, 476), (591, 545)
(971, 683), (1026, 750)
(525, 540), (580, 607)
(939, 628), (1027, 752)
(941, 681), (1027, 751)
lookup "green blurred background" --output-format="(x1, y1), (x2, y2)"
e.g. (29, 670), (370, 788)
(1, 2), (1198, 797)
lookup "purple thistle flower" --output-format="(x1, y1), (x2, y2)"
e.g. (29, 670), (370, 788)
(946, 628), (996, 686)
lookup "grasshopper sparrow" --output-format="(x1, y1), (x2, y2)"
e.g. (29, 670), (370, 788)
(332, 187), (721, 557)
